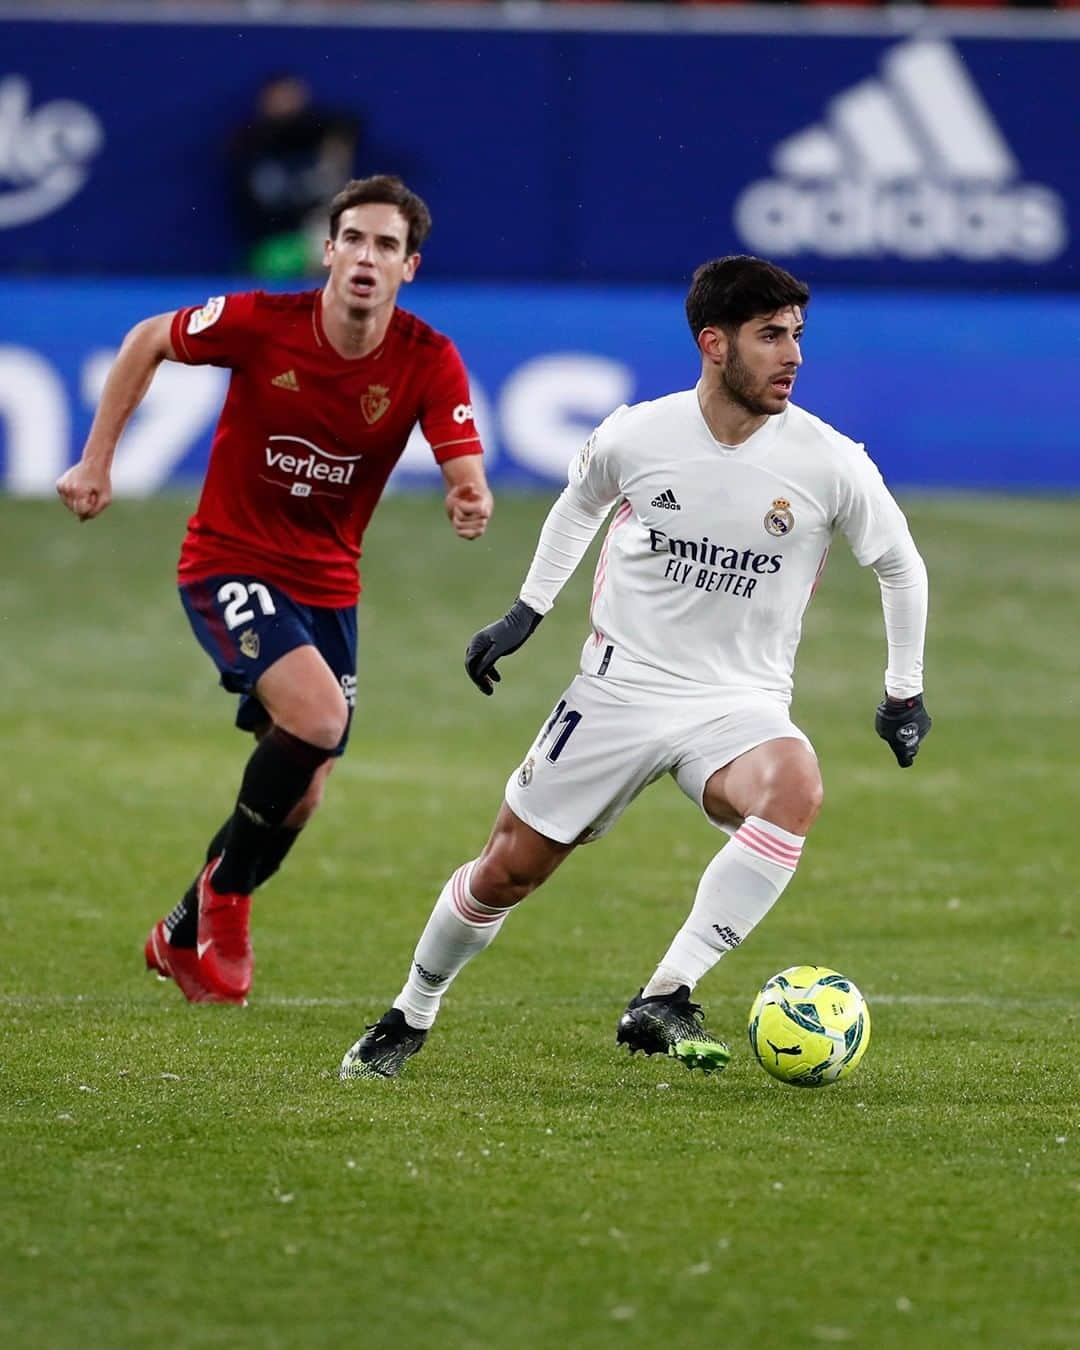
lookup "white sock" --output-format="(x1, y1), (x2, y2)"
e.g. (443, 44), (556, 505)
(642, 816), (805, 996)
(393, 861), (510, 1030)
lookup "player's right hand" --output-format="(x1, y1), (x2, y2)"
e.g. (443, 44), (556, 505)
(874, 693), (932, 768)
(56, 462), (112, 521)
(465, 599), (543, 695)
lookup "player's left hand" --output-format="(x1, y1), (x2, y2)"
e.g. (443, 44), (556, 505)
(875, 693), (932, 768)
(445, 482), (493, 540)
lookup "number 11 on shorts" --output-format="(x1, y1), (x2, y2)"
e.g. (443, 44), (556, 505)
(538, 700), (582, 763)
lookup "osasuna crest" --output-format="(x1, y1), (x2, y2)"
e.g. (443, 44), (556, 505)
(764, 498), (795, 537)
(517, 757), (535, 788)
(239, 628), (260, 659)
(360, 384), (391, 425)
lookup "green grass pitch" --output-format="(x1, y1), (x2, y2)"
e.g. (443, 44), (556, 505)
(0, 491), (1076, 1350)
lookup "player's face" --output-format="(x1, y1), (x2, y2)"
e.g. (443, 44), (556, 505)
(722, 307), (804, 416)
(323, 204), (419, 313)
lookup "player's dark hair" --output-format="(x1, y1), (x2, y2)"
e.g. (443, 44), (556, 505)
(685, 256), (809, 339)
(328, 175), (433, 254)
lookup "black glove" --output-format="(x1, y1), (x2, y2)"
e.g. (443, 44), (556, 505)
(465, 599), (543, 695)
(875, 693), (932, 768)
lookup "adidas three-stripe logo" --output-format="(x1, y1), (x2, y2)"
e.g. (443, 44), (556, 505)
(651, 489), (681, 511)
(733, 39), (1065, 264)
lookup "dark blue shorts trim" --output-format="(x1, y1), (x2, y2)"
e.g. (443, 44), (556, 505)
(179, 575), (357, 756)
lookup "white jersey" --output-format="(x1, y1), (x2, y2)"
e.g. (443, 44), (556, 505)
(548, 391), (911, 699)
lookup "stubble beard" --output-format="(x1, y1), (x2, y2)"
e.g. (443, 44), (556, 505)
(722, 344), (777, 417)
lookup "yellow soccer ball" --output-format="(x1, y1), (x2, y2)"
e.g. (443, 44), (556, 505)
(748, 965), (871, 1087)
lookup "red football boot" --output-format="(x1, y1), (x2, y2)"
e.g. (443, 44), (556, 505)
(195, 859), (254, 1002)
(144, 919), (219, 1004)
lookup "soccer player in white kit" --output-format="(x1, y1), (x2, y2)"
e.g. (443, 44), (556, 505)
(341, 255), (931, 1080)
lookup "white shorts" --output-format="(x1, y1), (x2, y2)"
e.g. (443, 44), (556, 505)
(504, 673), (814, 845)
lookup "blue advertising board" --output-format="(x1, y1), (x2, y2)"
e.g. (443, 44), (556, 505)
(0, 10), (1078, 287)
(1, 277), (1076, 495)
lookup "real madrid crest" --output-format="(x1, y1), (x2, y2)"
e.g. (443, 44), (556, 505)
(239, 628), (260, 659)
(764, 498), (794, 537)
(360, 383), (391, 425)
(517, 757), (535, 788)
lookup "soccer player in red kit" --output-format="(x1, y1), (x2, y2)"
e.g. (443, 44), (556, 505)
(56, 175), (492, 1005)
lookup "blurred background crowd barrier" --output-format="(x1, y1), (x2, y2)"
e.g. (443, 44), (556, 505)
(1, 1), (1077, 492)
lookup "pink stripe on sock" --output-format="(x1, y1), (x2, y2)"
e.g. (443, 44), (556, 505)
(450, 863), (504, 925)
(457, 898), (504, 925)
(742, 820), (803, 860)
(739, 823), (803, 864)
(734, 822), (803, 870)
(450, 863), (471, 915)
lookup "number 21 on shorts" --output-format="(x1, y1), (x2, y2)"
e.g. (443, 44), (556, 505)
(216, 580), (277, 630)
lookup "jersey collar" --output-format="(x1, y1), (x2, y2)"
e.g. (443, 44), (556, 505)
(313, 290), (393, 364)
(693, 389), (786, 455)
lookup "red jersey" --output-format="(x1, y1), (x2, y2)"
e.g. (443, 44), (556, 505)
(170, 290), (482, 606)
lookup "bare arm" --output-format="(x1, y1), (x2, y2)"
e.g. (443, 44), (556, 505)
(441, 453), (493, 541)
(56, 312), (177, 520)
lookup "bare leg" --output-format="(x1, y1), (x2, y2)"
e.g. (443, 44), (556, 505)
(470, 801), (578, 906)
(394, 803), (578, 1029)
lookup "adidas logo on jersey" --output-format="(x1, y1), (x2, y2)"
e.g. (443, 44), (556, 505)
(271, 370), (300, 391)
(651, 489), (681, 511)
(732, 39), (1066, 263)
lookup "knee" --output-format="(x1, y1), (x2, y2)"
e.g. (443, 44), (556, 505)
(798, 775), (824, 831)
(761, 770), (823, 836)
(471, 852), (544, 908)
(293, 695), (349, 753)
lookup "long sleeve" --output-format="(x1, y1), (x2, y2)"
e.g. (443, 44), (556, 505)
(518, 482), (615, 616)
(872, 534), (929, 698)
